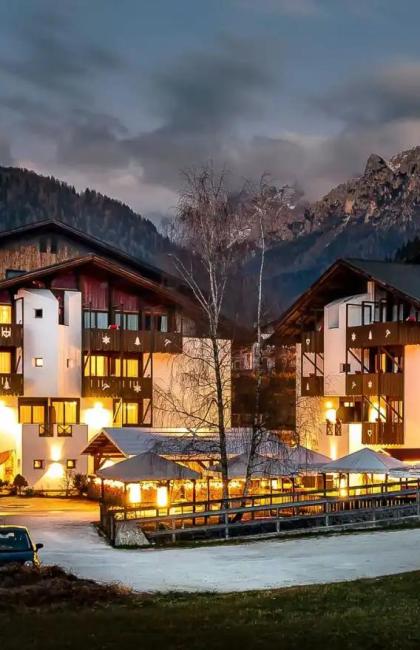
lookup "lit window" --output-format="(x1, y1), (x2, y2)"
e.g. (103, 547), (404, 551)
(34, 358), (44, 367)
(0, 351), (11, 374)
(84, 354), (107, 377)
(0, 305), (12, 324)
(51, 400), (78, 424)
(34, 309), (43, 319)
(66, 459), (76, 470)
(33, 459), (44, 470)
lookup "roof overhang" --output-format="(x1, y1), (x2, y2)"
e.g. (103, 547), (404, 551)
(269, 258), (420, 343)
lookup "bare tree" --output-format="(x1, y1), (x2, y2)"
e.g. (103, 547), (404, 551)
(159, 165), (245, 504)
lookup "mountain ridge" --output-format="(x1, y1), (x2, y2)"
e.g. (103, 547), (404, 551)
(3, 147), (420, 321)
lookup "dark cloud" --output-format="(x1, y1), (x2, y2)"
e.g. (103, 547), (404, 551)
(2, 4), (420, 215)
(315, 62), (420, 127)
(50, 35), (282, 187)
(0, 6), (123, 100)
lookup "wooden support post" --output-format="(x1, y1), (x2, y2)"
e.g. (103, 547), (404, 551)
(101, 478), (104, 502)
(224, 511), (229, 539)
(192, 480), (196, 514)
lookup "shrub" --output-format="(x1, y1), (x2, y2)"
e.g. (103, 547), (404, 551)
(13, 474), (28, 495)
(73, 473), (88, 496)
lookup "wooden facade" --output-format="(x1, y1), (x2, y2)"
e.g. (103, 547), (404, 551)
(362, 421), (404, 445)
(82, 376), (153, 399)
(82, 329), (182, 354)
(346, 372), (403, 398)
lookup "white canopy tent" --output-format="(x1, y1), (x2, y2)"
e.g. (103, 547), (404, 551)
(321, 448), (406, 475)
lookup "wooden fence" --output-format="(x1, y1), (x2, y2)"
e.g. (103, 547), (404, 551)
(100, 478), (420, 546)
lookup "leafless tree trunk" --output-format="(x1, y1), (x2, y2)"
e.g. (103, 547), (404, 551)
(160, 165), (244, 505)
(242, 198), (266, 496)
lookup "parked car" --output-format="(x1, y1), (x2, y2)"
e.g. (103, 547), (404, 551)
(0, 525), (43, 567)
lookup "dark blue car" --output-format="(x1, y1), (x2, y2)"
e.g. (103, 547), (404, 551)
(0, 525), (43, 567)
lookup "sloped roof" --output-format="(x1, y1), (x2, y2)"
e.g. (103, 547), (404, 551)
(345, 259), (420, 304)
(287, 445), (331, 469)
(0, 253), (200, 313)
(97, 451), (201, 482)
(213, 452), (296, 478)
(321, 447), (406, 474)
(271, 258), (420, 342)
(83, 427), (229, 458)
(0, 219), (170, 284)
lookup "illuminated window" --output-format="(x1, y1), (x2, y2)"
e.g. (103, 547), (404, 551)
(0, 305), (11, 325)
(0, 351), (11, 374)
(114, 400), (142, 426)
(66, 459), (76, 470)
(51, 400), (78, 424)
(124, 402), (139, 425)
(33, 459), (44, 470)
(84, 354), (107, 377)
(34, 357), (44, 367)
(19, 400), (46, 424)
(123, 358), (138, 378)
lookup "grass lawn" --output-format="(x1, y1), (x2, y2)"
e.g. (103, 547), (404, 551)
(3, 570), (420, 650)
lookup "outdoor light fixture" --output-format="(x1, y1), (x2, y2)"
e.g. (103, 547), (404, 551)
(156, 485), (168, 508)
(46, 462), (64, 480)
(128, 483), (141, 504)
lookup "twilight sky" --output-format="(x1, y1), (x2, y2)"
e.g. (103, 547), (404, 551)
(1, 0), (420, 220)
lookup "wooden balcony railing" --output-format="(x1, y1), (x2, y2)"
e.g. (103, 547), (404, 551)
(362, 421), (404, 445)
(82, 329), (182, 354)
(0, 324), (23, 347)
(347, 320), (420, 347)
(82, 376), (153, 399)
(301, 331), (324, 354)
(301, 375), (324, 396)
(23, 423), (88, 438)
(0, 373), (23, 395)
(346, 372), (403, 398)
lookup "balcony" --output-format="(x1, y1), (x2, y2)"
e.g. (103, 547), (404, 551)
(82, 329), (182, 354)
(82, 376), (153, 399)
(346, 372), (403, 398)
(301, 331), (324, 353)
(0, 324), (23, 347)
(301, 375), (324, 396)
(347, 320), (420, 348)
(22, 423), (88, 438)
(0, 373), (23, 395)
(362, 421), (404, 445)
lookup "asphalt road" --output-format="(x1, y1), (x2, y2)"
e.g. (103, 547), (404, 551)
(2, 496), (420, 592)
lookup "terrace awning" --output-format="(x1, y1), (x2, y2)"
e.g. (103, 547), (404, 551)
(96, 451), (201, 483)
(321, 448), (406, 474)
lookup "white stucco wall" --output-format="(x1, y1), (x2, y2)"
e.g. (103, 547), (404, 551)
(323, 293), (368, 396)
(403, 345), (420, 449)
(19, 289), (81, 397)
(22, 424), (88, 489)
(153, 337), (231, 429)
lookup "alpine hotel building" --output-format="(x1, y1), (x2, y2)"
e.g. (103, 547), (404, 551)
(0, 220), (230, 489)
(272, 258), (420, 464)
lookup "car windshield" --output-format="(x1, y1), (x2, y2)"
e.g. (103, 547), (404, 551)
(0, 528), (31, 552)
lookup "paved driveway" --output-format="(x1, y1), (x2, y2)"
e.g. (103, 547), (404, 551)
(2, 496), (420, 592)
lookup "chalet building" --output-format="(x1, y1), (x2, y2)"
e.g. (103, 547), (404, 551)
(271, 258), (420, 463)
(0, 221), (231, 489)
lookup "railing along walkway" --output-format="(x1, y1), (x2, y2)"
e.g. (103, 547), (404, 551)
(100, 478), (420, 545)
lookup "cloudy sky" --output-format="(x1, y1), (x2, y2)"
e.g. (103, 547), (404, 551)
(1, 1), (420, 219)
